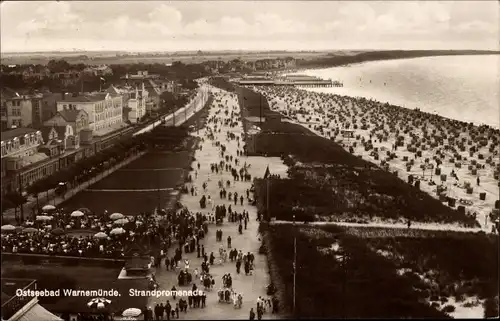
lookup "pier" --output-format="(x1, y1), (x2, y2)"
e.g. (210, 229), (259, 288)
(236, 74), (343, 87)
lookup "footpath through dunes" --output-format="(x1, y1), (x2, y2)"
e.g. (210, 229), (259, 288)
(148, 86), (282, 320)
(59, 104), (210, 216)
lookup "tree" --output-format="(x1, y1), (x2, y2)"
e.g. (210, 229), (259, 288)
(5, 191), (27, 223)
(27, 181), (45, 210)
(1, 198), (15, 219)
(47, 59), (71, 73)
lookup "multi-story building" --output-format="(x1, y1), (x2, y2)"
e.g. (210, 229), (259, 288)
(30, 94), (44, 128)
(0, 88), (34, 129)
(1, 127), (45, 181)
(40, 93), (63, 124)
(107, 84), (147, 124)
(144, 79), (162, 115)
(56, 93), (123, 132)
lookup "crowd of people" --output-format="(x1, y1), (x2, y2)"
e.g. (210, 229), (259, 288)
(1, 210), (164, 258)
(3, 88), (282, 320)
(144, 90), (281, 320)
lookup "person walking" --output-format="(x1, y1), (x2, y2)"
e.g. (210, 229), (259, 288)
(249, 308), (256, 320)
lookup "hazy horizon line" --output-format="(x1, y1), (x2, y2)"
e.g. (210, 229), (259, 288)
(2, 48), (499, 55)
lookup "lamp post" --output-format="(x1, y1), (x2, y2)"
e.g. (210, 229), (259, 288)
(259, 94), (263, 128)
(293, 214), (297, 316)
(332, 242), (348, 318)
(157, 172), (161, 212)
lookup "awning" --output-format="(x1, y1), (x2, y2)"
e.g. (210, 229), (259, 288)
(16, 304), (63, 321)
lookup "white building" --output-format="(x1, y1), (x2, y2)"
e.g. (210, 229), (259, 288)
(56, 93), (123, 132)
(107, 84), (147, 124)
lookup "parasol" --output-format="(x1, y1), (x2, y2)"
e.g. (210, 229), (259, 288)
(36, 215), (53, 221)
(22, 227), (38, 234)
(70, 210), (84, 218)
(87, 297), (111, 309)
(110, 213), (124, 220)
(94, 232), (108, 239)
(110, 227), (125, 235)
(42, 205), (56, 211)
(122, 308), (141, 317)
(113, 218), (128, 225)
(1, 224), (16, 232)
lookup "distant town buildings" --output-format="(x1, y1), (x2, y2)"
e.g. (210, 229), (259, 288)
(83, 65), (113, 77)
(122, 70), (160, 81)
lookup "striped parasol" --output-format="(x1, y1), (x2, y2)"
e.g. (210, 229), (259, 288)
(87, 297), (111, 309)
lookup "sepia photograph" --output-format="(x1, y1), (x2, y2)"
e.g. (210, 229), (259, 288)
(0, 1), (499, 320)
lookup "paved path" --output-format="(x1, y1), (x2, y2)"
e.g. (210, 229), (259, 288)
(271, 220), (486, 233)
(84, 188), (175, 192)
(148, 86), (280, 319)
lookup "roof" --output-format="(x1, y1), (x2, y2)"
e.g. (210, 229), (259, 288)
(145, 80), (162, 96)
(20, 153), (49, 167)
(0, 87), (20, 99)
(58, 109), (87, 122)
(40, 126), (57, 142)
(17, 303), (63, 321)
(1, 128), (38, 142)
(59, 93), (108, 103)
(125, 257), (150, 270)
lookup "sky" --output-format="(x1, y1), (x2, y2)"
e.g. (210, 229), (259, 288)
(1, 1), (499, 52)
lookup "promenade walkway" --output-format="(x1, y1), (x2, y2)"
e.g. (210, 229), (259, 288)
(271, 220), (484, 233)
(147, 86), (281, 319)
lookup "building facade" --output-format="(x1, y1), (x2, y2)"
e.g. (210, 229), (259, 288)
(56, 93), (123, 132)
(1, 128), (44, 184)
(107, 85), (146, 124)
(0, 94), (34, 129)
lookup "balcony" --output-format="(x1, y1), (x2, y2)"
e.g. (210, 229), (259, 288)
(1, 279), (37, 320)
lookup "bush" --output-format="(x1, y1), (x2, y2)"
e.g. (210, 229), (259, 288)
(484, 296), (499, 318)
(267, 224), (447, 318)
(442, 305), (455, 313)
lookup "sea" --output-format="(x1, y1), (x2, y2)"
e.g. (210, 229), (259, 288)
(290, 55), (500, 129)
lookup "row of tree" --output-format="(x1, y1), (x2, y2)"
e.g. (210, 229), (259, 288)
(1, 122), (193, 223)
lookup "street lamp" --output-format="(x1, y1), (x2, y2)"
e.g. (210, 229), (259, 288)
(292, 214), (297, 316)
(332, 242), (349, 318)
(259, 94), (263, 128)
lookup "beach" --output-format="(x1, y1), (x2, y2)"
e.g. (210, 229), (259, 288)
(253, 85), (500, 232)
(287, 55), (500, 129)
